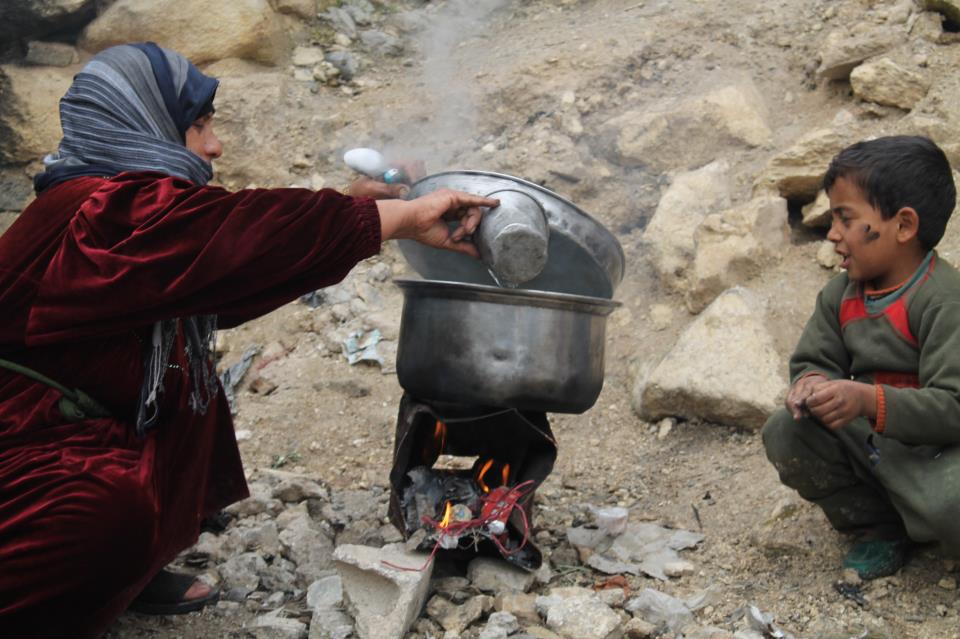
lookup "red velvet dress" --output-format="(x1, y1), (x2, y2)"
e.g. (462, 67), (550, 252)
(0, 173), (381, 638)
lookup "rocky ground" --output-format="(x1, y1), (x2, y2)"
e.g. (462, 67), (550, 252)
(6, 0), (960, 638)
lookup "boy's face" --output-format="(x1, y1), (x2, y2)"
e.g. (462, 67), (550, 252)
(826, 177), (914, 290)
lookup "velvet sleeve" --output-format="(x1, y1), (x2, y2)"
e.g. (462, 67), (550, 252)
(880, 300), (960, 445)
(788, 274), (851, 384)
(26, 173), (382, 344)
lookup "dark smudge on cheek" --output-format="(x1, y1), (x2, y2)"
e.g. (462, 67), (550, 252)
(862, 223), (880, 243)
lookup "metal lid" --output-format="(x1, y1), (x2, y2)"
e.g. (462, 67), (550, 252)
(398, 171), (625, 299)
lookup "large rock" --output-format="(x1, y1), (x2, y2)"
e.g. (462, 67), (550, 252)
(816, 27), (904, 80)
(80, 0), (285, 66)
(850, 58), (929, 110)
(685, 195), (790, 313)
(333, 544), (433, 639)
(0, 64), (74, 165)
(603, 81), (771, 171)
(0, 0), (96, 48)
(635, 287), (786, 429)
(921, 0), (960, 24)
(755, 128), (849, 201)
(902, 80), (960, 167)
(643, 161), (733, 288)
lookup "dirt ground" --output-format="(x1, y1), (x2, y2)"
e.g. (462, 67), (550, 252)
(104, 0), (960, 637)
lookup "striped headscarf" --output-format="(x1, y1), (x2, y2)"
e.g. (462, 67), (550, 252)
(35, 42), (217, 192)
(36, 43), (221, 435)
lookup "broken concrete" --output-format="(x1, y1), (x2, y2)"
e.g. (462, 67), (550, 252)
(333, 544), (433, 639)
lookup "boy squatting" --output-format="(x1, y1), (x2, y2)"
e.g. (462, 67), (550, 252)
(763, 135), (960, 580)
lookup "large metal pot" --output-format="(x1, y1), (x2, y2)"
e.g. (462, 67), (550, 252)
(399, 171), (625, 299)
(395, 279), (620, 414)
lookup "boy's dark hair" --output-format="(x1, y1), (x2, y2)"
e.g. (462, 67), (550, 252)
(823, 135), (956, 250)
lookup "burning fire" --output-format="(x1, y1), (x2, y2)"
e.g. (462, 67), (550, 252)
(477, 459), (511, 494)
(438, 501), (453, 528)
(423, 420), (447, 464)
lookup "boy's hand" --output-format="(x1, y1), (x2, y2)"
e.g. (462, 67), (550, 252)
(804, 379), (877, 430)
(786, 373), (828, 419)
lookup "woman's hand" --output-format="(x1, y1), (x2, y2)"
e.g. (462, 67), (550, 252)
(377, 188), (499, 258)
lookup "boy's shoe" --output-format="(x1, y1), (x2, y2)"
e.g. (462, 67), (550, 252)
(842, 539), (909, 580)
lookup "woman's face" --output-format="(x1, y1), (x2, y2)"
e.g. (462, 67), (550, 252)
(185, 114), (223, 163)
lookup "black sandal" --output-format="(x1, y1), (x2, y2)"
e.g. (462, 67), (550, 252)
(128, 569), (220, 615)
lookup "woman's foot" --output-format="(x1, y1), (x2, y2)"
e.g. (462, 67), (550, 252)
(128, 569), (220, 615)
(842, 538), (910, 580)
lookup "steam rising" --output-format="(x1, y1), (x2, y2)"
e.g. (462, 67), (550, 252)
(384, 0), (511, 171)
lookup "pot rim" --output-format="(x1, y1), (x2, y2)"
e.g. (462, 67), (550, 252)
(394, 278), (621, 315)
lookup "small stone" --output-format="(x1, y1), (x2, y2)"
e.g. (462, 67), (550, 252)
(596, 587), (625, 607)
(367, 262), (391, 283)
(252, 612), (308, 639)
(524, 628), (564, 639)
(816, 240), (842, 269)
(468, 557), (536, 593)
(495, 592), (541, 624)
(433, 576), (472, 596)
(309, 608), (354, 639)
(802, 190), (831, 228)
(239, 521), (281, 557)
(265, 591), (287, 607)
(271, 477), (327, 503)
(591, 507), (629, 538)
(249, 376), (279, 396)
(25, 41), (79, 67)
(648, 304), (673, 331)
(657, 418), (674, 440)
(842, 569), (862, 586)
(625, 589), (694, 631)
(663, 560), (695, 578)
(624, 617), (657, 639)
(539, 592), (621, 639)
(427, 594), (493, 634)
(220, 552), (267, 596)
(292, 46), (326, 67)
(479, 611), (520, 639)
(307, 575), (343, 611)
(939, 576), (957, 590)
(765, 498), (801, 525)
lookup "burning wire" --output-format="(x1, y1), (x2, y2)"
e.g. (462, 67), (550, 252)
(382, 479), (537, 572)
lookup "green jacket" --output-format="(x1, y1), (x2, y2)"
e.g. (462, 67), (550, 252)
(791, 253), (960, 446)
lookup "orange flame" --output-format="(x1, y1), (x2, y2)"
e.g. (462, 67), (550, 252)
(502, 463), (510, 486)
(434, 420), (446, 451)
(438, 501), (453, 528)
(477, 458), (495, 493)
(424, 420), (447, 464)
